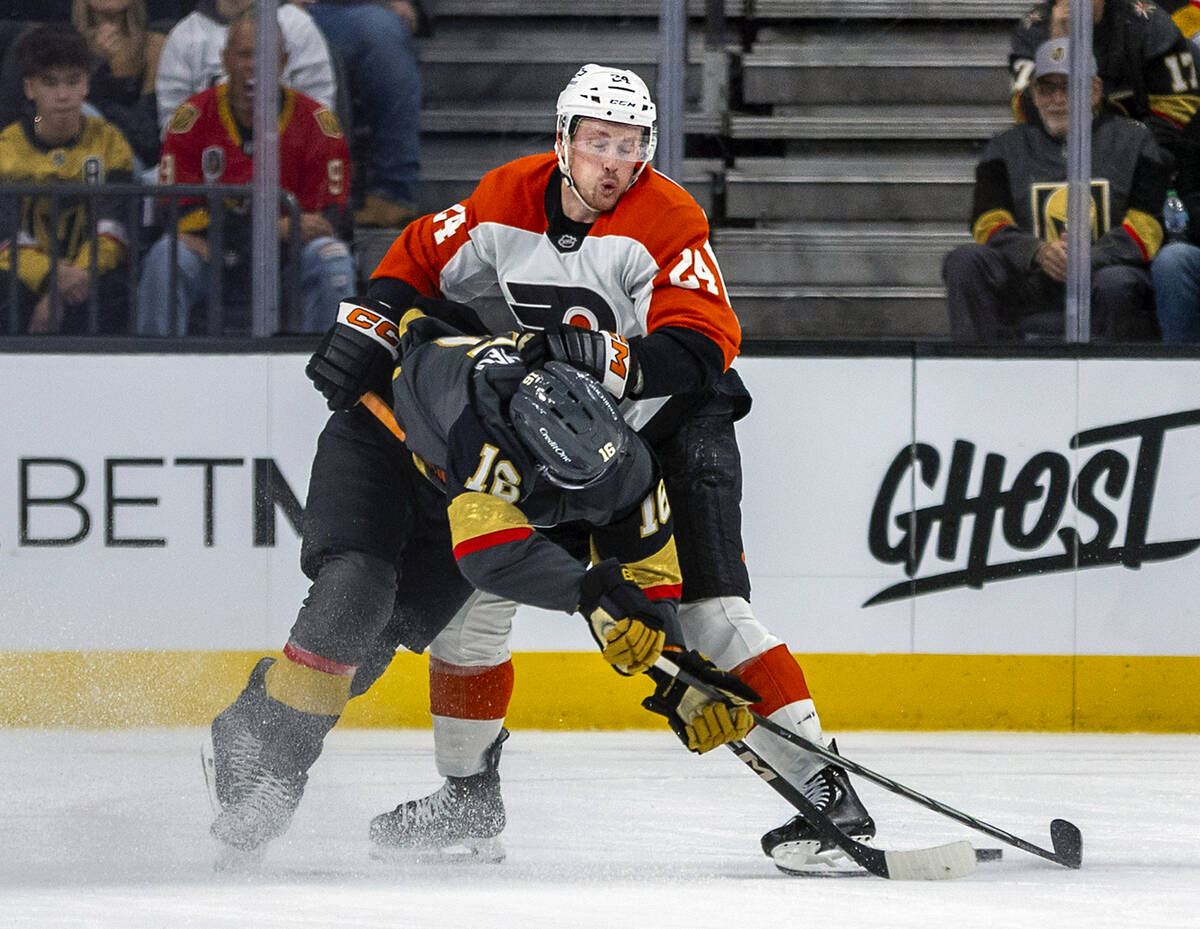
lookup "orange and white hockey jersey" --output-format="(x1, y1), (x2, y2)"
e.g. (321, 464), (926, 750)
(371, 153), (741, 431)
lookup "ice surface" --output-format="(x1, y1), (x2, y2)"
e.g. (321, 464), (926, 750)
(1, 729), (1198, 928)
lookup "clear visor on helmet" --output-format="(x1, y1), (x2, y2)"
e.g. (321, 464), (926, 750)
(535, 462), (613, 491)
(568, 122), (652, 163)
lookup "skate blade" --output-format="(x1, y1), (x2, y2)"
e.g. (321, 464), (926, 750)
(370, 835), (506, 865)
(201, 739), (220, 815)
(771, 837), (873, 877)
(212, 840), (267, 873)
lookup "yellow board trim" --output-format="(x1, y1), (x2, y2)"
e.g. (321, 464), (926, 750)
(0, 651), (1196, 731)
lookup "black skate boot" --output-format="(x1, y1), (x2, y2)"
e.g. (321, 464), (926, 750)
(207, 657), (274, 810)
(205, 657), (336, 869)
(760, 741), (876, 875)
(370, 728), (509, 862)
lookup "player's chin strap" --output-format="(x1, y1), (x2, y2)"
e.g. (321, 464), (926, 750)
(560, 162), (603, 217)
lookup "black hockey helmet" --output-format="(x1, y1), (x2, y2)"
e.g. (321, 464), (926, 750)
(509, 361), (630, 489)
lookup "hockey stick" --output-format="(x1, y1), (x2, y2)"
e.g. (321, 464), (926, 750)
(654, 654), (1083, 870)
(724, 739), (976, 880)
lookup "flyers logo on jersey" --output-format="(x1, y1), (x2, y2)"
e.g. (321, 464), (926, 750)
(337, 300), (401, 357)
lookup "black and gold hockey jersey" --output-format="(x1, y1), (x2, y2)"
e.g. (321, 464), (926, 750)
(0, 114), (133, 293)
(1155, 0), (1200, 46)
(969, 113), (1171, 269)
(387, 314), (681, 616)
(1010, 0), (1200, 160)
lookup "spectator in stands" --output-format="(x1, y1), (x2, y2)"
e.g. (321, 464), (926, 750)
(1149, 118), (1200, 340)
(944, 38), (1170, 340)
(294, 0), (429, 229)
(71, 0), (166, 171)
(1155, 0), (1200, 59)
(0, 23), (134, 334)
(136, 10), (353, 335)
(1010, 0), (1200, 166)
(155, 0), (334, 133)
(0, 1), (184, 133)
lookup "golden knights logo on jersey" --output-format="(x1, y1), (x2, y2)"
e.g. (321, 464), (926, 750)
(1031, 180), (1111, 242)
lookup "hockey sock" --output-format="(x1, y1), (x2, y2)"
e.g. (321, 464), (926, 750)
(677, 596), (782, 671)
(265, 641), (355, 717)
(429, 657), (513, 777)
(734, 643), (828, 786)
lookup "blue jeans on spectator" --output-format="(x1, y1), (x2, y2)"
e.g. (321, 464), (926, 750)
(308, 2), (421, 206)
(136, 236), (354, 335)
(1151, 240), (1200, 342)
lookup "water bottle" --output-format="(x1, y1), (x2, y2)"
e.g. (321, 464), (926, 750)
(1163, 188), (1189, 242)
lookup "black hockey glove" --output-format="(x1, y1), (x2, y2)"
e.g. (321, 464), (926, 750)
(305, 296), (402, 411)
(578, 557), (668, 675)
(519, 324), (641, 400)
(643, 648), (760, 754)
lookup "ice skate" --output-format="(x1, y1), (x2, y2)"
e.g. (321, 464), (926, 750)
(370, 729), (508, 863)
(210, 762), (306, 861)
(205, 657), (326, 868)
(761, 743), (876, 875)
(208, 658), (274, 810)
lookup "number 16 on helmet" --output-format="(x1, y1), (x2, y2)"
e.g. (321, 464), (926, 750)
(508, 361), (632, 490)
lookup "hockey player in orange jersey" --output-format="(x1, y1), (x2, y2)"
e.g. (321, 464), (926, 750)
(304, 63), (876, 874)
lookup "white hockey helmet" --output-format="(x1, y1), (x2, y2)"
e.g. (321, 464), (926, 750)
(555, 64), (658, 208)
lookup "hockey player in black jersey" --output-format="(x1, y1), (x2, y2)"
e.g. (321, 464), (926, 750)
(206, 304), (757, 864)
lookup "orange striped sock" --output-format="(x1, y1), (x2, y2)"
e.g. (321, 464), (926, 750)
(732, 643), (814, 717)
(429, 657), (514, 720)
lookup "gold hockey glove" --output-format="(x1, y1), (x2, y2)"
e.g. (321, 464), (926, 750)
(643, 648), (759, 754)
(578, 558), (667, 675)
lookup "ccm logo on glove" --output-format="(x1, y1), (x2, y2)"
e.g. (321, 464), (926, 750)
(338, 301), (400, 355)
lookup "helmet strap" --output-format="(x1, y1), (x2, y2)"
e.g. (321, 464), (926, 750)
(555, 131), (604, 217)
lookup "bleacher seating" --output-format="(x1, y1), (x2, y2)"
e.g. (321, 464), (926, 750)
(353, 0), (1028, 340)
(355, 3), (738, 277)
(723, 2), (1018, 339)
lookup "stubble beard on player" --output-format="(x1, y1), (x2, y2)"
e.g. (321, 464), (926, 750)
(580, 170), (629, 215)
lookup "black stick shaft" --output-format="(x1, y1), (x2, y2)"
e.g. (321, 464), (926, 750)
(723, 740), (891, 876)
(655, 655), (1082, 869)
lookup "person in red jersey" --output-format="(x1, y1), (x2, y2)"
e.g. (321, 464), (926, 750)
(135, 9), (352, 335)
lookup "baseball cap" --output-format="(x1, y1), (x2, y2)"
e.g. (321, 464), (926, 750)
(1034, 38), (1097, 80)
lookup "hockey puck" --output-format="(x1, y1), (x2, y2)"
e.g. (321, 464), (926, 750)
(975, 848), (1003, 862)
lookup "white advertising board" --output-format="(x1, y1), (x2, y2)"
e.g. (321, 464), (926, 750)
(737, 356), (1200, 656)
(1, 354), (321, 650)
(3, 352), (1199, 656)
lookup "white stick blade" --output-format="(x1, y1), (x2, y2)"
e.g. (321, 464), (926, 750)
(884, 840), (977, 880)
